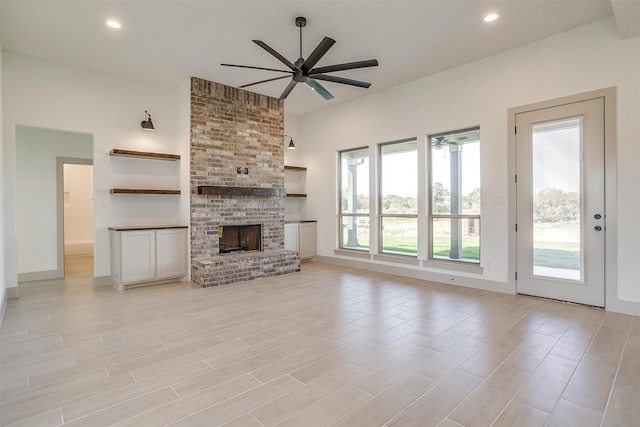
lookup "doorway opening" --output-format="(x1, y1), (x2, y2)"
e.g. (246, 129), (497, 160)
(62, 162), (94, 278)
(15, 126), (93, 283)
(508, 87), (616, 308)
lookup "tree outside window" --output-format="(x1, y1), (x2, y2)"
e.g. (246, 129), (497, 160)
(380, 139), (418, 256)
(339, 148), (370, 251)
(429, 128), (481, 263)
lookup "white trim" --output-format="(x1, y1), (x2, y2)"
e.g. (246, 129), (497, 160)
(0, 290), (6, 328)
(422, 259), (483, 274)
(373, 253), (420, 266)
(93, 275), (112, 287)
(18, 269), (61, 282)
(57, 157), (93, 280)
(508, 87), (639, 316)
(316, 255), (511, 294)
(0, 287), (18, 328)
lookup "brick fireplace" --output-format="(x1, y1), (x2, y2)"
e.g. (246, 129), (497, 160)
(190, 77), (299, 287)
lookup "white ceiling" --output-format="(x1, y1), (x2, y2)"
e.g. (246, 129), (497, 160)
(0, 0), (629, 117)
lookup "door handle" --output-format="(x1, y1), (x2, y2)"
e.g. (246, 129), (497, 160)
(594, 225), (602, 231)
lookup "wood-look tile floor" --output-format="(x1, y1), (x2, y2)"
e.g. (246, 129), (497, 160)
(1, 262), (638, 427)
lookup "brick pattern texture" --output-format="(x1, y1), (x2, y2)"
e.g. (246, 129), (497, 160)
(189, 77), (298, 287)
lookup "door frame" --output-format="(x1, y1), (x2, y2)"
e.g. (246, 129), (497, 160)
(508, 87), (618, 309)
(57, 157), (93, 277)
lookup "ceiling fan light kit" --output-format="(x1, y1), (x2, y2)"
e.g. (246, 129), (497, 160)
(222, 16), (378, 100)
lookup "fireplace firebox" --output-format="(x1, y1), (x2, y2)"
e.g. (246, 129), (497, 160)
(219, 224), (262, 254)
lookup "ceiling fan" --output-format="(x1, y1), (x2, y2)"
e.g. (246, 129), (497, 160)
(221, 16), (378, 100)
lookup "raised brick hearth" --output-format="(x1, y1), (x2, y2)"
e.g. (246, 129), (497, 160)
(190, 77), (299, 287)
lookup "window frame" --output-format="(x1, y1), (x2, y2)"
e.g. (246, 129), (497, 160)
(427, 127), (481, 264)
(378, 138), (419, 258)
(338, 146), (371, 252)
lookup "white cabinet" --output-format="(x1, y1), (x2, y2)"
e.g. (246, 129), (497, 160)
(284, 221), (317, 260)
(284, 223), (299, 253)
(110, 226), (187, 290)
(156, 228), (188, 279)
(299, 222), (317, 260)
(120, 230), (156, 283)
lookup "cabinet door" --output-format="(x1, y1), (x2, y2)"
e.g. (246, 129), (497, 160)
(299, 222), (317, 260)
(120, 231), (155, 283)
(156, 229), (187, 280)
(284, 223), (299, 252)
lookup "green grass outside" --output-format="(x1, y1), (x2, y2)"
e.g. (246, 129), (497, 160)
(533, 241), (580, 270)
(345, 236), (580, 270)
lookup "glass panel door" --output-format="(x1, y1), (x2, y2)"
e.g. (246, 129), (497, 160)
(531, 118), (582, 281)
(516, 97), (605, 307)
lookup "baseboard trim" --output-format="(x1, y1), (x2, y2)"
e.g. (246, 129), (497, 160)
(315, 255), (513, 295)
(93, 276), (112, 287)
(606, 297), (640, 316)
(6, 287), (19, 299)
(0, 290), (6, 328)
(18, 269), (63, 283)
(0, 287), (19, 328)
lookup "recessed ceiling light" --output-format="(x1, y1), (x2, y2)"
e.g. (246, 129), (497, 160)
(484, 13), (498, 23)
(106, 20), (122, 29)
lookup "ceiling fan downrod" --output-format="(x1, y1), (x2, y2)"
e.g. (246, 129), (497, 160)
(296, 16), (306, 61)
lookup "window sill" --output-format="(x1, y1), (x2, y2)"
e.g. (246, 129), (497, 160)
(373, 253), (420, 266)
(334, 248), (371, 259)
(422, 259), (484, 274)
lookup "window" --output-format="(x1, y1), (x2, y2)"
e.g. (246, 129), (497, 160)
(339, 148), (370, 251)
(429, 128), (481, 263)
(379, 139), (418, 255)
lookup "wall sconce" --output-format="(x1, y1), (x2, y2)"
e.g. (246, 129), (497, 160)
(140, 110), (155, 131)
(285, 135), (295, 150)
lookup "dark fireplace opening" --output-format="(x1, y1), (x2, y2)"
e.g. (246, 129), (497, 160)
(219, 224), (262, 254)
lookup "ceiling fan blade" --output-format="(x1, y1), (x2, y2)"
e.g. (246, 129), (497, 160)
(311, 74), (371, 89)
(280, 80), (298, 99)
(253, 40), (296, 70)
(309, 59), (379, 75)
(301, 37), (336, 72)
(239, 75), (293, 89)
(221, 64), (292, 73)
(306, 79), (334, 100)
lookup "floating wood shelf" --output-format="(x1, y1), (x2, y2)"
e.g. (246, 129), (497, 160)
(110, 149), (180, 161)
(197, 186), (287, 197)
(284, 165), (307, 171)
(286, 193), (307, 198)
(110, 189), (181, 195)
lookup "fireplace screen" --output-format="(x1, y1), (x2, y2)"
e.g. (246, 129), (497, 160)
(219, 224), (262, 254)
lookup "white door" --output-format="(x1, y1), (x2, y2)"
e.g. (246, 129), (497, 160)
(516, 98), (605, 307)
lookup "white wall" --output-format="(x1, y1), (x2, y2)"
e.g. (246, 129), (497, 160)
(2, 53), (189, 288)
(15, 126), (92, 274)
(297, 18), (640, 313)
(64, 163), (94, 255)
(0, 42), (6, 309)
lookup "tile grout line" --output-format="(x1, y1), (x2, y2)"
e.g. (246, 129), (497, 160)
(598, 314), (635, 427)
(541, 308), (608, 426)
(432, 299), (559, 426)
(167, 375), (294, 426)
